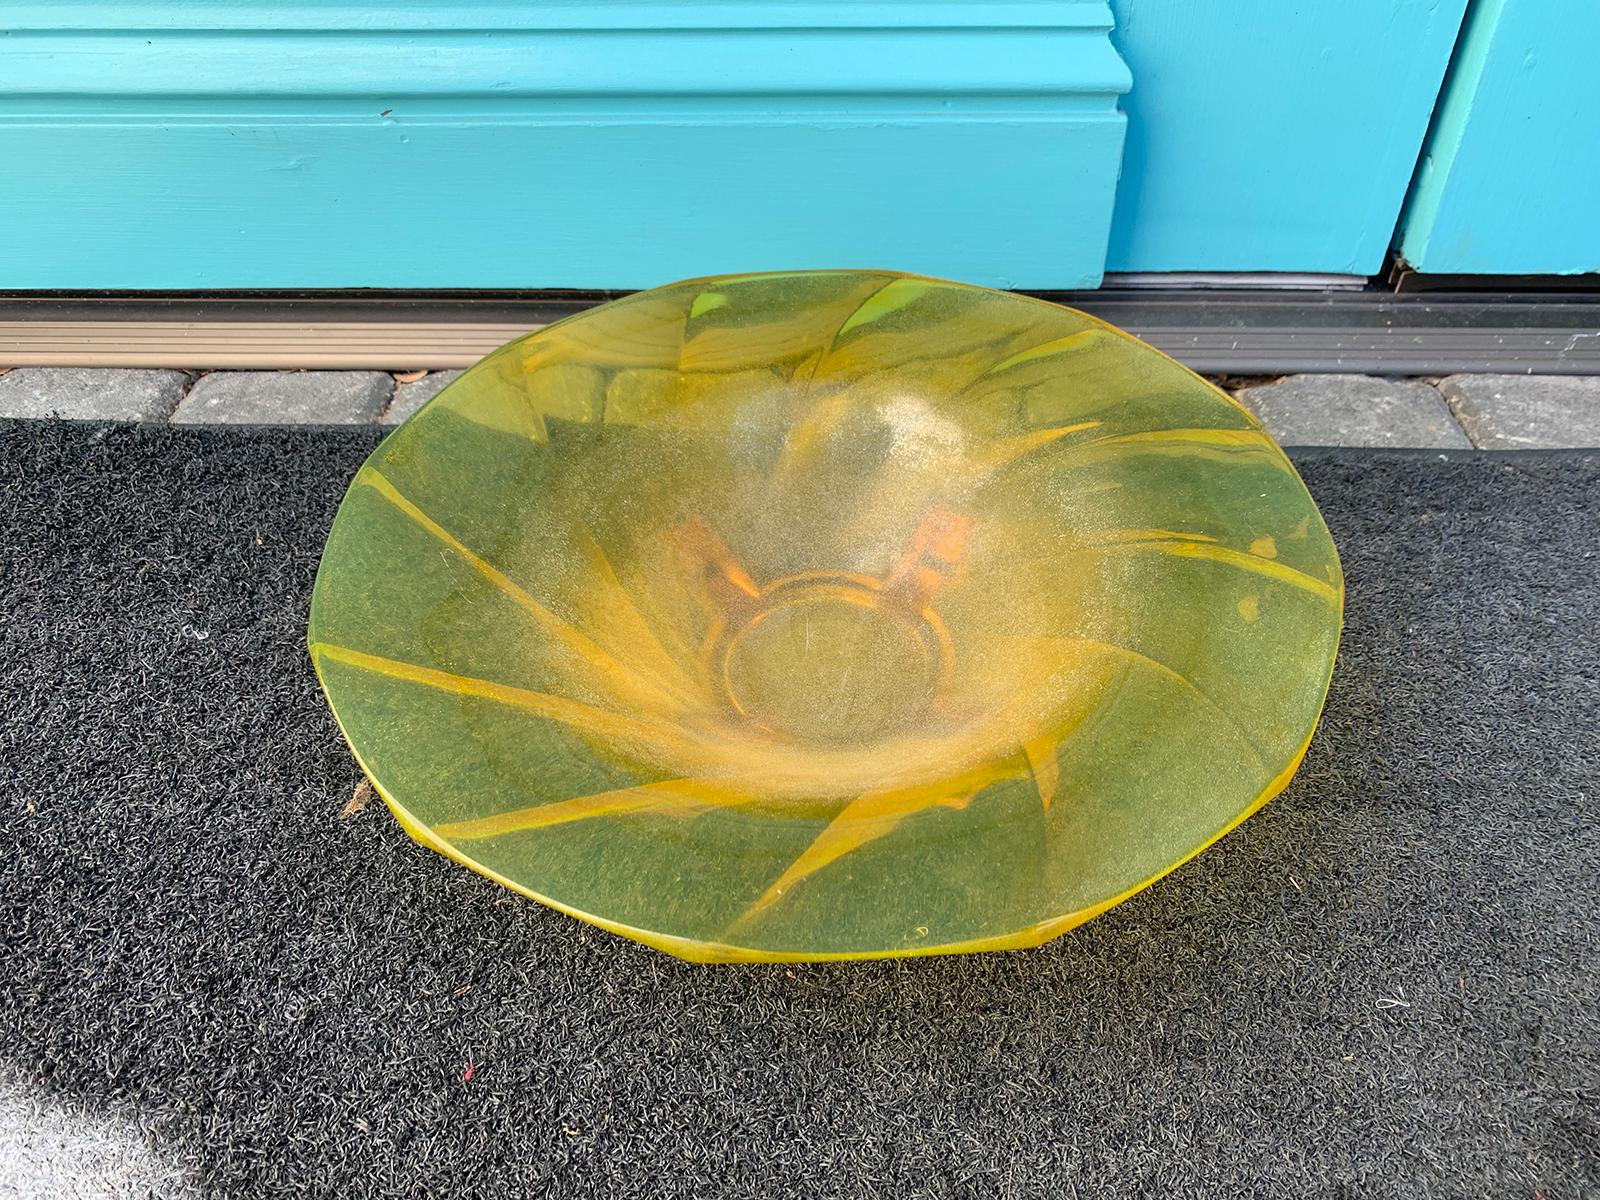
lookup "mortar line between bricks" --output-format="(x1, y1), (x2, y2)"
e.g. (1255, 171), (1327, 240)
(1420, 379), (1478, 448)
(159, 371), (199, 423)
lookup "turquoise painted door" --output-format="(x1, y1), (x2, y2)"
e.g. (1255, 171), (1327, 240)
(0, 2), (1130, 290)
(1, 1), (1592, 287)
(1106, 0), (1470, 275)
(1400, 0), (1600, 275)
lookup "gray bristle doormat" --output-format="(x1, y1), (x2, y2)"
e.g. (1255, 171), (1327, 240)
(1, 420), (1596, 1199)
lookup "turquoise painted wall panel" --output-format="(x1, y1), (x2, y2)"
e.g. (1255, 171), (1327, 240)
(1400, 0), (1600, 275)
(0, 118), (1125, 290)
(1106, 0), (1469, 274)
(0, 2), (1130, 290)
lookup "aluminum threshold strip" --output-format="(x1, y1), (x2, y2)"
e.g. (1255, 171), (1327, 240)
(1, 289), (1597, 374)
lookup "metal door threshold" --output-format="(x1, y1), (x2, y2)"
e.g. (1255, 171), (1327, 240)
(1, 289), (1596, 375)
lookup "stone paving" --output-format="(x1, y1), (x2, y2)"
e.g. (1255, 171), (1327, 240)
(0, 366), (1596, 448)
(172, 370), (393, 426)
(0, 367), (189, 423)
(1232, 374), (1471, 450)
(1436, 374), (1600, 450)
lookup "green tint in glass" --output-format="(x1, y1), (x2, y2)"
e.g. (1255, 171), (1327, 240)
(309, 271), (1343, 962)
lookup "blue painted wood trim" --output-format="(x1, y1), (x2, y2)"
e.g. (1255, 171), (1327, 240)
(1399, 0), (1600, 276)
(0, 2), (1129, 290)
(7, 2), (1131, 33)
(1105, 0), (1469, 275)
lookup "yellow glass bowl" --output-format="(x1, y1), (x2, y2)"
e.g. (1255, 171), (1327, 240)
(309, 271), (1342, 962)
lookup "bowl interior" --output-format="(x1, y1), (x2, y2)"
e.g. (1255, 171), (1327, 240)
(309, 271), (1343, 961)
